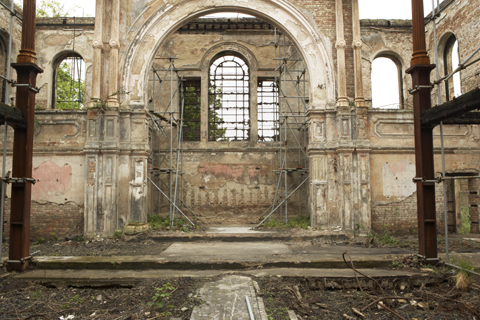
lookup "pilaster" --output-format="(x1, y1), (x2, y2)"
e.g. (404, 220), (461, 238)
(335, 0), (348, 107)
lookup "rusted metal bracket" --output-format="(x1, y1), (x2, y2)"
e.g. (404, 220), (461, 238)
(408, 84), (434, 94)
(11, 82), (40, 93)
(412, 177), (441, 184)
(2, 177), (36, 184)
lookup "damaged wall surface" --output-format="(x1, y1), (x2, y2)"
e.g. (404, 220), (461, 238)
(0, 0), (478, 238)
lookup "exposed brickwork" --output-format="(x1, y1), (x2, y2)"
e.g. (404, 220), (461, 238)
(2, 199), (84, 241)
(371, 186), (447, 235)
(425, 0), (480, 103)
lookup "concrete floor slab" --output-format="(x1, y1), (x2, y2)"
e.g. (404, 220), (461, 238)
(206, 225), (272, 234)
(191, 275), (268, 320)
(15, 268), (422, 281)
(162, 242), (291, 259)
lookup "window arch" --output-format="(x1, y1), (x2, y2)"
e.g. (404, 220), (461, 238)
(208, 54), (250, 141)
(52, 52), (85, 109)
(371, 55), (404, 109)
(443, 35), (461, 100)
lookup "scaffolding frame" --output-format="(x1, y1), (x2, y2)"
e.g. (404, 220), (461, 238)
(0, 0), (18, 266)
(258, 29), (309, 227)
(147, 57), (200, 227)
(427, 0), (480, 262)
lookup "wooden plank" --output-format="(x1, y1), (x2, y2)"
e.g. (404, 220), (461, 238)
(421, 87), (480, 127)
(0, 101), (26, 127)
(442, 112), (480, 125)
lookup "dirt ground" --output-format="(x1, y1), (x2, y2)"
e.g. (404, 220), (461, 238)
(2, 228), (479, 257)
(0, 230), (480, 319)
(0, 267), (479, 320)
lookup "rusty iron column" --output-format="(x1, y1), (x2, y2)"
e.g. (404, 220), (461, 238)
(8, 0), (42, 272)
(406, 0), (437, 261)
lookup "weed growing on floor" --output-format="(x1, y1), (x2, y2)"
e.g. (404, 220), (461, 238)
(450, 257), (479, 290)
(149, 283), (175, 310)
(34, 237), (45, 245)
(262, 216), (310, 230)
(368, 225), (399, 246)
(147, 214), (194, 231)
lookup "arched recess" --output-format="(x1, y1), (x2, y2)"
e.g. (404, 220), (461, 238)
(120, 0), (335, 110)
(371, 51), (405, 109)
(51, 51), (86, 109)
(439, 32), (461, 101)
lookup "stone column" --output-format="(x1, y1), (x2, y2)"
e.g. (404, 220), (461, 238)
(90, 0), (103, 104)
(335, 0), (348, 107)
(352, 0), (366, 108)
(107, 0), (120, 107)
(356, 148), (371, 234)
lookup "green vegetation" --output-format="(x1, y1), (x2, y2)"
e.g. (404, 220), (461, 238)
(50, 232), (58, 241)
(114, 229), (124, 238)
(34, 237), (45, 245)
(76, 235), (84, 242)
(70, 294), (84, 304)
(149, 283), (175, 309)
(368, 225), (399, 246)
(461, 207), (471, 235)
(37, 0), (80, 17)
(450, 257), (479, 290)
(147, 214), (194, 232)
(182, 86), (226, 141)
(31, 289), (43, 299)
(56, 61), (84, 109)
(266, 306), (289, 320)
(262, 216), (310, 230)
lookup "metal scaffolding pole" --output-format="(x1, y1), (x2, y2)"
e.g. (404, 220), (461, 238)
(0, 0), (18, 268)
(258, 29), (309, 227)
(147, 58), (200, 227)
(426, 0), (480, 262)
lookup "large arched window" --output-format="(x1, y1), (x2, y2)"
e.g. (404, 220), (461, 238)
(209, 55), (250, 141)
(53, 53), (85, 109)
(444, 35), (461, 100)
(371, 56), (403, 109)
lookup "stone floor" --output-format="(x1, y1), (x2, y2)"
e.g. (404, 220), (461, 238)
(190, 275), (268, 320)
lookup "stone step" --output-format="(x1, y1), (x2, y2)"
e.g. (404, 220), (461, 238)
(15, 268), (441, 290)
(132, 226), (347, 243)
(29, 242), (412, 271)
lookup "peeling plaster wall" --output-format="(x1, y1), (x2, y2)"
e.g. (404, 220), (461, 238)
(368, 108), (480, 234)
(360, 19), (413, 109)
(35, 18), (95, 109)
(119, 0), (337, 109)
(1, 0), (478, 237)
(0, 110), (87, 239)
(0, 0), (22, 103)
(145, 22), (309, 223)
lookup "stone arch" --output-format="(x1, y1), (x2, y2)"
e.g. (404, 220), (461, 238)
(120, 0), (335, 109)
(50, 50), (85, 109)
(200, 42), (259, 72)
(438, 31), (461, 101)
(371, 50), (405, 108)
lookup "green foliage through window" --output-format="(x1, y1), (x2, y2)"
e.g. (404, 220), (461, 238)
(56, 58), (84, 109)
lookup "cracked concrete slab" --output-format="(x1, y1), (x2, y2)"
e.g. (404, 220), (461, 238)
(191, 275), (268, 320)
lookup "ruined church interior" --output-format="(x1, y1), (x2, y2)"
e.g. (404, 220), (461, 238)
(0, 0), (478, 241)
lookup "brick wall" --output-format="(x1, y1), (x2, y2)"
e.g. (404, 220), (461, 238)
(371, 186), (446, 235)
(2, 199), (84, 241)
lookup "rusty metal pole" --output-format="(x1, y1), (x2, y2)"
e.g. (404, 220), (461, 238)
(406, 0), (438, 262)
(8, 0), (42, 272)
